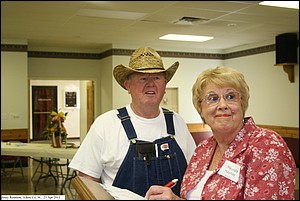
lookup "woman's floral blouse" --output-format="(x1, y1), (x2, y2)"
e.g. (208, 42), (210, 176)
(181, 117), (296, 200)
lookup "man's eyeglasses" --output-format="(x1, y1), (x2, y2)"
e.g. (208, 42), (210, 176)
(200, 90), (241, 106)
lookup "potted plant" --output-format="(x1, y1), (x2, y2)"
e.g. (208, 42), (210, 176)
(43, 110), (68, 148)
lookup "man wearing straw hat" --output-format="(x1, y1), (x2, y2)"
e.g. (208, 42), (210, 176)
(69, 47), (196, 197)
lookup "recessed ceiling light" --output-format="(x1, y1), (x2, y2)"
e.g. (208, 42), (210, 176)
(160, 34), (213, 42)
(77, 8), (147, 20)
(259, 1), (299, 9)
(227, 23), (237, 27)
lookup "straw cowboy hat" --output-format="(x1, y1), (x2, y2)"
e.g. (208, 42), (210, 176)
(113, 47), (179, 90)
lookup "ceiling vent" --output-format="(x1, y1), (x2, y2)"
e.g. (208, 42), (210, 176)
(174, 16), (209, 25)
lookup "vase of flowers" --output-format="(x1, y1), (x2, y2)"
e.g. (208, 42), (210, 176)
(43, 110), (68, 148)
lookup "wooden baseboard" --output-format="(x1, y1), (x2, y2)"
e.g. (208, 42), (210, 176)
(186, 123), (211, 133)
(187, 123), (299, 139)
(1, 128), (29, 167)
(1, 129), (29, 142)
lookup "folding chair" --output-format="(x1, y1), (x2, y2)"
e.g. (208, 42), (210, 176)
(60, 166), (77, 194)
(31, 157), (69, 192)
(1, 155), (24, 181)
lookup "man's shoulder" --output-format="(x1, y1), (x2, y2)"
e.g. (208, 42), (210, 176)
(94, 109), (121, 122)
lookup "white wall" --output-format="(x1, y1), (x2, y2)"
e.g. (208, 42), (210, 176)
(28, 57), (102, 116)
(112, 51), (299, 127)
(2, 46), (298, 143)
(1, 51), (28, 129)
(163, 57), (222, 123)
(225, 52), (299, 126)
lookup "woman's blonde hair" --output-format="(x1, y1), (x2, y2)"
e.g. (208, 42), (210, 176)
(192, 66), (250, 123)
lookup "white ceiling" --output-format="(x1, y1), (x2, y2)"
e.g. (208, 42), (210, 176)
(1, 1), (299, 53)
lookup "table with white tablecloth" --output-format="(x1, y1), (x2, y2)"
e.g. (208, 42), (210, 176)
(1, 141), (78, 193)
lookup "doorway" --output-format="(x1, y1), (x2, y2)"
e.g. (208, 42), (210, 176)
(32, 86), (57, 140)
(86, 80), (94, 131)
(160, 88), (178, 113)
(30, 80), (95, 141)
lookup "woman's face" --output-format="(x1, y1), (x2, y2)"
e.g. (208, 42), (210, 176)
(200, 84), (244, 134)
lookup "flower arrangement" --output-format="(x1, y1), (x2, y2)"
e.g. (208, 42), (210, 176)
(43, 110), (68, 143)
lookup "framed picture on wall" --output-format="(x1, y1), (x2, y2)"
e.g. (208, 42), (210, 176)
(65, 91), (77, 108)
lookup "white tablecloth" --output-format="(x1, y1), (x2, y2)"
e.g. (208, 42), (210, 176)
(1, 142), (78, 159)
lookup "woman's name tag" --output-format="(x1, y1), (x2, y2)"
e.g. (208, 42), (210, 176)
(218, 159), (240, 183)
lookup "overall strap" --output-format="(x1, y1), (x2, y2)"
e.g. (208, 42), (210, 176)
(162, 108), (175, 135)
(117, 107), (137, 140)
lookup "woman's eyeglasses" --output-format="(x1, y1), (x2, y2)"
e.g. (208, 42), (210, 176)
(200, 90), (241, 106)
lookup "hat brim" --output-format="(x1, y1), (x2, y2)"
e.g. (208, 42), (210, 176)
(113, 61), (179, 90)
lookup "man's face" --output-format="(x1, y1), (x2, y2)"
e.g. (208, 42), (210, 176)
(124, 73), (167, 107)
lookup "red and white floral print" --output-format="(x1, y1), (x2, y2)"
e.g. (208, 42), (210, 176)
(181, 117), (296, 200)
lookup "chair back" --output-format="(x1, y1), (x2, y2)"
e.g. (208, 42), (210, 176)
(187, 123), (213, 145)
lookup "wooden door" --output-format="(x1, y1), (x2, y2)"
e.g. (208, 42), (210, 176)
(32, 86), (57, 140)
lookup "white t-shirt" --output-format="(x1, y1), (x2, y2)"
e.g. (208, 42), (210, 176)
(69, 105), (196, 186)
(186, 170), (213, 200)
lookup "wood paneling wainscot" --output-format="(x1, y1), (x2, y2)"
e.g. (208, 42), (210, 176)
(1, 129), (29, 167)
(1, 129), (29, 142)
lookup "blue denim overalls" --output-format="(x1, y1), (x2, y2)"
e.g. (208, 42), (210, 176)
(112, 107), (187, 197)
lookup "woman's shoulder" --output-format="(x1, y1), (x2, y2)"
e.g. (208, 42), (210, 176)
(251, 126), (283, 141)
(244, 117), (285, 145)
(248, 126), (293, 157)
